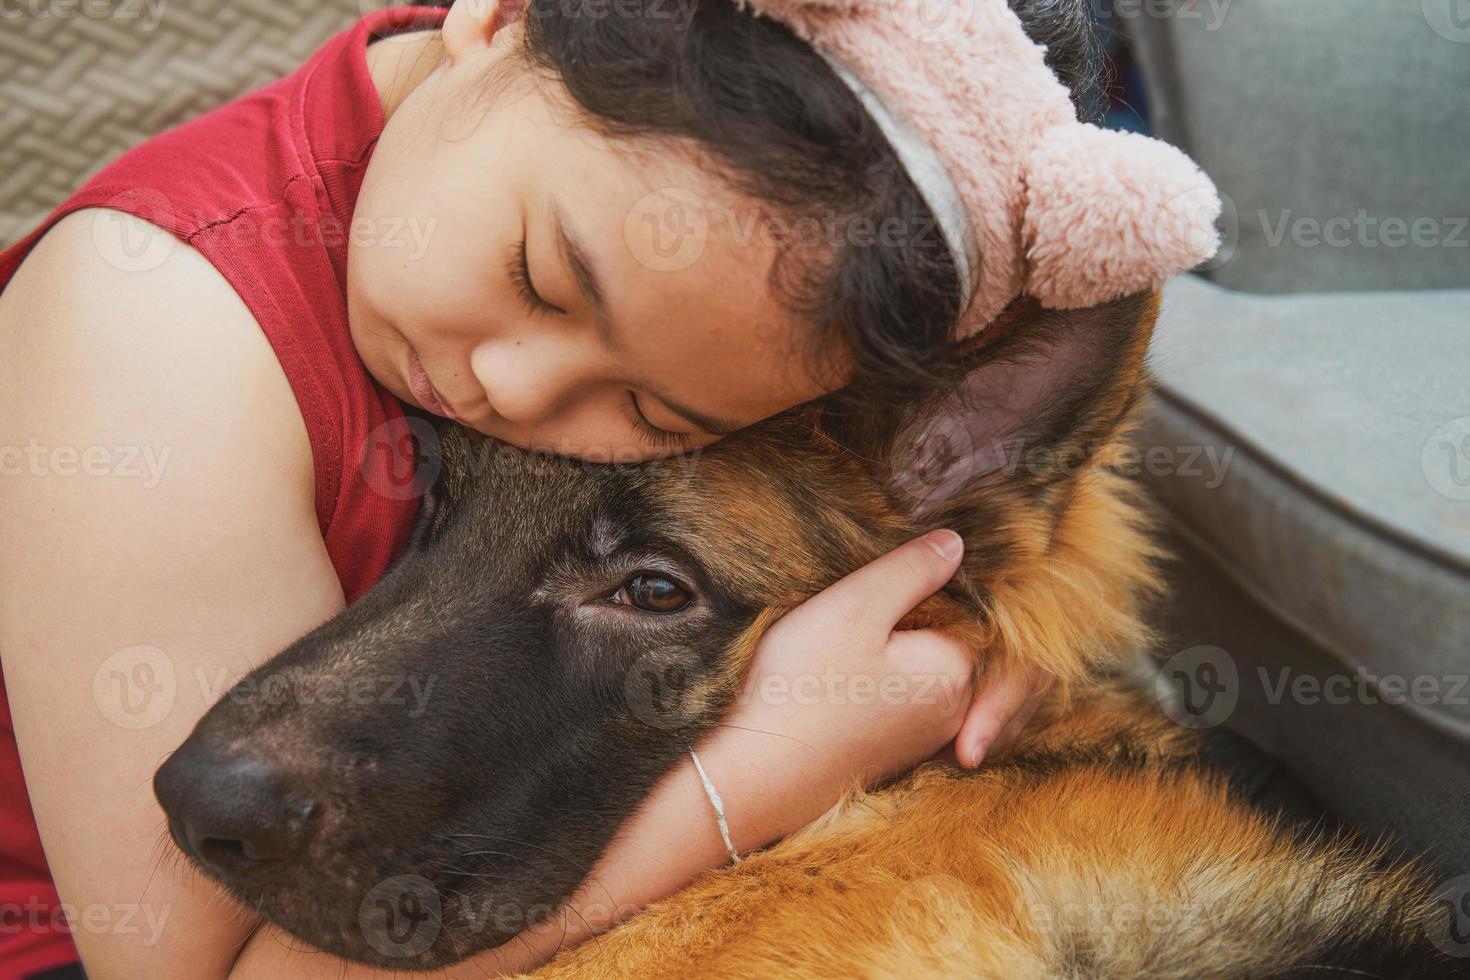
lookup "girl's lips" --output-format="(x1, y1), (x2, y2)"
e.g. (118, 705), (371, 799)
(406, 348), (461, 422)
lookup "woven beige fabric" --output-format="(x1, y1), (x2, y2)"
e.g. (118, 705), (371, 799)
(0, 0), (383, 247)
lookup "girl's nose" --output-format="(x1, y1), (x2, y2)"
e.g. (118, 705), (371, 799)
(467, 331), (601, 429)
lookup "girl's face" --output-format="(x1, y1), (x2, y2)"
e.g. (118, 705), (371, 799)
(349, 14), (842, 462)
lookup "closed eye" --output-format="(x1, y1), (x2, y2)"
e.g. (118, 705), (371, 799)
(505, 236), (564, 318)
(626, 392), (695, 452)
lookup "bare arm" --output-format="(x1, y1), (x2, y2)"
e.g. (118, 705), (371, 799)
(0, 211), (346, 979)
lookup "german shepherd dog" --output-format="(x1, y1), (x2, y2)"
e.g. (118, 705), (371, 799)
(154, 291), (1458, 976)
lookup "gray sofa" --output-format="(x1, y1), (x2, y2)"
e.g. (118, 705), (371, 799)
(1126, 0), (1470, 876)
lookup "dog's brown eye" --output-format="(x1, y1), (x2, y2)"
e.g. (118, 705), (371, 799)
(615, 574), (690, 613)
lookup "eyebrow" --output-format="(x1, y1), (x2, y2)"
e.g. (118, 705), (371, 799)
(551, 204), (745, 439)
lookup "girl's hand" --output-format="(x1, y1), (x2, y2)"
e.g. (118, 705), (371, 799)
(954, 660), (1052, 768)
(692, 528), (974, 853)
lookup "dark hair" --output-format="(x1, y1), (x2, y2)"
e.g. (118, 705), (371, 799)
(513, 0), (1103, 409)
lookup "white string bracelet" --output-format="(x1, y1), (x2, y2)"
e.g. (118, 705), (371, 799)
(688, 748), (741, 865)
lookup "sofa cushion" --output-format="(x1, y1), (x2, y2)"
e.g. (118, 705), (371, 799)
(1139, 274), (1470, 738)
(1125, 0), (1470, 293)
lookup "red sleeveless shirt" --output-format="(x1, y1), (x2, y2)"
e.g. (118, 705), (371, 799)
(0, 9), (443, 975)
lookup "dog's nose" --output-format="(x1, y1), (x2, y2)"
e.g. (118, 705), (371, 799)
(154, 738), (319, 881)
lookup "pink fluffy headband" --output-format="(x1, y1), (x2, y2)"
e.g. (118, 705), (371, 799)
(738, 0), (1223, 338)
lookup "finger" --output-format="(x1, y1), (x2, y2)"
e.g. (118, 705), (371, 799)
(803, 530), (964, 633)
(954, 665), (1035, 769)
(991, 693), (1044, 758)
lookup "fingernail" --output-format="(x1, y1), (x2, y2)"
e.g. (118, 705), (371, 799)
(926, 529), (963, 561)
(965, 737), (987, 768)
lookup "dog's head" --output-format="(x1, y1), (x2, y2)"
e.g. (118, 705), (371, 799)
(154, 292), (1161, 967)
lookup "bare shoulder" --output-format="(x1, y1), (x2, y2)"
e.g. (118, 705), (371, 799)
(1, 208), (312, 485)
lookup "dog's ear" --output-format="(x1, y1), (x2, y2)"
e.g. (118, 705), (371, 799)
(830, 291), (1163, 687)
(879, 290), (1158, 522)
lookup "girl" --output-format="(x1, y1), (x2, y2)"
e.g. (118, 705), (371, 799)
(0, 0), (1216, 975)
